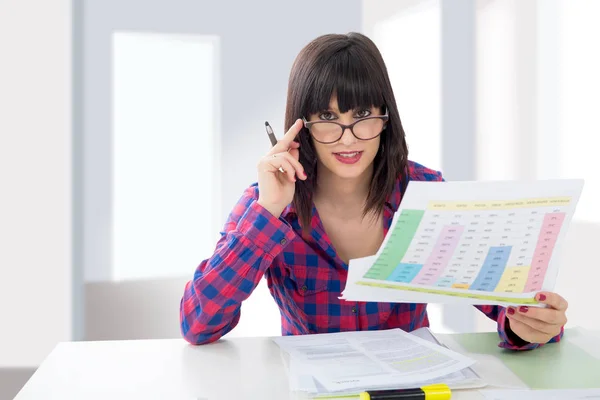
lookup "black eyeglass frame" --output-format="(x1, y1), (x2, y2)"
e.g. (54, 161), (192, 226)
(302, 108), (389, 144)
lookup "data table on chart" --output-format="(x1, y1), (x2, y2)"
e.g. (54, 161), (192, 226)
(343, 180), (584, 306)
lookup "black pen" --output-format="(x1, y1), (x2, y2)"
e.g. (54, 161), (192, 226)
(265, 121), (277, 147)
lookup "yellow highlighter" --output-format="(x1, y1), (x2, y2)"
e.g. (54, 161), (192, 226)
(358, 384), (451, 400)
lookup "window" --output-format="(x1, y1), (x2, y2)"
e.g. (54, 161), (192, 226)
(369, 0), (442, 172)
(112, 32), (220, 280)
(556, 0), (600, 223)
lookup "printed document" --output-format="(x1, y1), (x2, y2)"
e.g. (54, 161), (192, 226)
(342, 180), (584, 307)
(273, 328), (475, 393)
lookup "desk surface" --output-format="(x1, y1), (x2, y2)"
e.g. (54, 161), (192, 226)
(14, 329), (600, 400)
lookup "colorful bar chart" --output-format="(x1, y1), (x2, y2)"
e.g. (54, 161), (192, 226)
(413, 225), (464, 286)
(470, 246), (512, 292)
(344, 180), (583, 306)
(387, 264), (422, 283)
(361, 196), (572, 296)
(525, 212), (565, 292)
(364, 210), (424, 281)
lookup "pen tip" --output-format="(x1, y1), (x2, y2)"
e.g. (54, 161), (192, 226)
(264, 121), (269, 126)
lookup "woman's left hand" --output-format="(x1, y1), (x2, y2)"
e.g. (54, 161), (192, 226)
(506, 292), (568, 344)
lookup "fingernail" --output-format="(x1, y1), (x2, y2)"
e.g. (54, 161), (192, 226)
(519, 306), (529, 313)
(507, 307), (515, 315)
(302, 171), (307, 177)
(538, 294), (546, 301)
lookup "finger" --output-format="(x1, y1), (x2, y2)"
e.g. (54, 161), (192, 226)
(286, 145), (300, 161)
(288, 147), (301, 164)
(271, 140), (299, 153)
(269, 119), (303, 154)
(507, 318), (552, 344)
(507, 307), (559, 336)
(272, 151), (306, 180)
(536, 292), (568, 311)
(261, 153), (294, 178)
(267, 157), (296, 182)
(514, 305), (567, 325)
(507, 312), (556, 338)
(282, 119), (303, 143)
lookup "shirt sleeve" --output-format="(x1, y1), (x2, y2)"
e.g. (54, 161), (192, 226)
(179, 185), (296, 345)
(475, 305), (564, 350)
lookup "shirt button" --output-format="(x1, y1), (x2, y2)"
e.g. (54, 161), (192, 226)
(301, 285), (308, 292)
(351, 306), (357, 314)
(280, 238), (287, 245)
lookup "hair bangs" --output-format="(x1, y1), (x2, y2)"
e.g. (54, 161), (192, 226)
(286, 32), (409, 232)
(302, 47), (385, 117)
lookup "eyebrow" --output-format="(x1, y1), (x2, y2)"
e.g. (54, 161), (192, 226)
(323, 106), (372, 114)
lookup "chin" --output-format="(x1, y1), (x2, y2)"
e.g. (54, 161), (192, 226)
(333, 166), (368, 179)
(329, 157), (373, 180)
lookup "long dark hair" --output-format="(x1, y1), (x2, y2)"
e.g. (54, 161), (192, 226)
(284, 32), (409, 231)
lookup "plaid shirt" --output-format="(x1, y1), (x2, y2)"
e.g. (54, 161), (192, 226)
(180, 161), (562, 349)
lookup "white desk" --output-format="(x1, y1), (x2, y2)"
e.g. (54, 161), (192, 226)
(13, 330), (600, 400)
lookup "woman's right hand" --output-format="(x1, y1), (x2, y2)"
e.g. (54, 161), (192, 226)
(256, 119), (307, 218)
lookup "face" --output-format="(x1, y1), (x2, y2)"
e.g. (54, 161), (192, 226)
(307, 97), (384, 180)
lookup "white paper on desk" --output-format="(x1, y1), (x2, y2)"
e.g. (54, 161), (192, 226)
(273, 328), (475, 392)
(288, 359), (319, 393)
(289, 357), (478, 395)
(480, 389), (600, 400)
(284, 328), (486, 395)
(341, 180), (584, 307)
(410, 327), (486, 389)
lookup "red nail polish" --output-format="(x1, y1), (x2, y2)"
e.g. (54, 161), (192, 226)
(538, 294), (546, 301)
(507, 307), (515, 315)
(303, 171), (307, 177)
(519, 306), (529, 313)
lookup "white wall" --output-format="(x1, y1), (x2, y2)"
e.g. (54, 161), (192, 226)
(365, 0), (600, 333)
(82, 0), (362, 282)
(0, 0), (76, 367)
(475, 0), (538, 181)
(82, 0), (362, 340)
(475, 0), (600, 331)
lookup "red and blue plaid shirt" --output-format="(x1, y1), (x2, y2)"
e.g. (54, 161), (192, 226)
(180, 161), (562, 349)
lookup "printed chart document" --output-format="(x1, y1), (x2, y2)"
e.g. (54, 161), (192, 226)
(273, 328), (475, 393)
(342, 180), (584, 307)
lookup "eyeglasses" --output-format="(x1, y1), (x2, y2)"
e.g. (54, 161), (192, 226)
(302, 110), (389, 144)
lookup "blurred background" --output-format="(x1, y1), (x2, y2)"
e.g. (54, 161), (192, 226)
(1, 0), (599, 398)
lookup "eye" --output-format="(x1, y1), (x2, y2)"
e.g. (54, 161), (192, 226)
(355, 109), (372, 118)
(318, 111), (336, 121)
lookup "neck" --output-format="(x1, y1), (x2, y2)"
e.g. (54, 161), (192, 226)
(314, 162), (373, 217)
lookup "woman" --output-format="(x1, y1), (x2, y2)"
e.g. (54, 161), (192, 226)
(180, 32), (568, 348)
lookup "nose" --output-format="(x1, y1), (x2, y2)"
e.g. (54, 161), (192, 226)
(339, 126), (357, 146)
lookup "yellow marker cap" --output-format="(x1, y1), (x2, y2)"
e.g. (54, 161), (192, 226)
(358, 384), (451, 400)
(422, 384), (452, 400)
